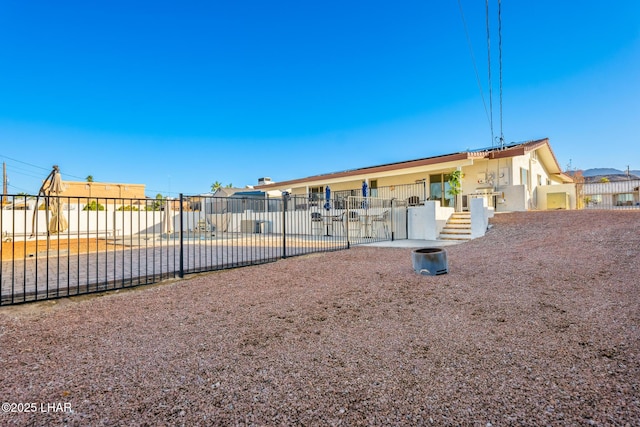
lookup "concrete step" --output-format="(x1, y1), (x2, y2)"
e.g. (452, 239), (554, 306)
(443, 222), (471, 228)
(439, 233), (473, 241)
(441, 227), (471, 234)
(449, 213), (471, 219)
(439, 212), (472, 241)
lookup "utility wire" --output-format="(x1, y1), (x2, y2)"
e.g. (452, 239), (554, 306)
(3, 166), (45, 180)
(0, 154), (50, 173)
(1, 153), (88, 182)
(456, 0), (491, 128)
(485, 0), (495, 148)
(498, 0), (504, 148)
(7, 183), (33, 194)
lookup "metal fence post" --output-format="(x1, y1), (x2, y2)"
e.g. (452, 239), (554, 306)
(391, 198), (395, 241)
(282, 193), (288, 259)
(346, 197), (350, 249)
(179, 193), (184, 278)
(423, 180), (427, 204)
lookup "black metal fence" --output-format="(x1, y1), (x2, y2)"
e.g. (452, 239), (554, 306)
(330, 182), (427, 207)
(1, 194), (399, 305)
(576, 180), (640, 210)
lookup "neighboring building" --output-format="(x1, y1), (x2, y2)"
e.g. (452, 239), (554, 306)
(579, 179), (640, 208)
(254, 138), (574, 212)
(60, 181), (146, 200)
(205, 187), (282, 213)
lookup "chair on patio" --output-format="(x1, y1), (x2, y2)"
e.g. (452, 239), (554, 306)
(331, 212), (345, 236)
(347, 211), (361, 238)
(407, 196), (421, 206)
(311, 212), (324, 235)
(194, 217), (215, 235)
(371, 210), (391, 239)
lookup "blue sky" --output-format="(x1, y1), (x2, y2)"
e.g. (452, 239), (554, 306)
(1, 0), (638, 197)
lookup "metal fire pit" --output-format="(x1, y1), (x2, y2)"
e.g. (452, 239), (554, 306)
(412, 248), (448, 276)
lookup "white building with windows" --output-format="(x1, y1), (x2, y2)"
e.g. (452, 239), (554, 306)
(255, 138), (574, 212)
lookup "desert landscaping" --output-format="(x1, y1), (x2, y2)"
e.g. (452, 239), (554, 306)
(0, 210), (638, 426)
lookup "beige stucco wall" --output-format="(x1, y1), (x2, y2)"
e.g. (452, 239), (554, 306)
(376, 171), (430, 187)
(289, 180), (362, 195)
(61, 181), (146, 199)
(262, 146), (566, 212)
(457, 159), (512, 194)
(536, 184), (577, 210)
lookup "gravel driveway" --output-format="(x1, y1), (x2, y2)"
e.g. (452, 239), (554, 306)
(1, 210), (638, 426)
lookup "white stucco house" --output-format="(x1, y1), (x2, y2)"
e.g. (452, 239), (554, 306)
(255, 138), (574, 212)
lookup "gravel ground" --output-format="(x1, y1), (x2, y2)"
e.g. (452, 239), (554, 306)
(1, 210), (639, 426)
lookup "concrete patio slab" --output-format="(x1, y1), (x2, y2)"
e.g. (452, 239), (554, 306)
(361, 239), (463, 248)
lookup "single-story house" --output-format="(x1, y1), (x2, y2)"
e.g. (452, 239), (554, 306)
(254, 138), (574, 212)
(204, 187), (283, 214)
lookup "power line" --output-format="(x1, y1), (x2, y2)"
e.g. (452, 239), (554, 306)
(3, 167), (45, 181)
(7, 182), (33, 194)
(456, 0), (491, 128)
(0, 153), (88, 182)
(0, 154), (50, 173)
(498, 0), (504, 148)
(485, 0), (495, 148)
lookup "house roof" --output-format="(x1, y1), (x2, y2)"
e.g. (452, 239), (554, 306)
(212, 187), (246, 197)
(255, 138), (572, 189)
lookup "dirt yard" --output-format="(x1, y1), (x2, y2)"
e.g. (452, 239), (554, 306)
(1, 237), (116, 261)
(0, 210), (638, 426)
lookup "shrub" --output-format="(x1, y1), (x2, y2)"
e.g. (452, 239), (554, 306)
(83, 201), (105, 211)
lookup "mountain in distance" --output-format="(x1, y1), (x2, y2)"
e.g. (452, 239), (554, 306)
(577, 168), (640, 182)
(581, 168), (639, 177)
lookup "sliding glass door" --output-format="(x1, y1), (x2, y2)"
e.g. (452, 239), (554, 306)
(429, 173), (454, 207)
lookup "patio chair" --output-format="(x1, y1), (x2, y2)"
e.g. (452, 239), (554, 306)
(311, 212), (324, 236)
(331, 212), (345, 236)
(194, 217), (215, 235)
(347, 211), (361, 238)
(371, 210), (390, 239)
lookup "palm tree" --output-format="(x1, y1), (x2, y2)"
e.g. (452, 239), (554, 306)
(211, 181), (223, 192)
(86, 175), (94, 182)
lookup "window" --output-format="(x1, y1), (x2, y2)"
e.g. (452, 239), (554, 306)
(586, 195), (602, 206)
(615, 193), (634, 206)
(429, 173), (454, 207)
(370, 180), (378, 197)
(520, 168), (529, 186)
(309, 186), (324, 201)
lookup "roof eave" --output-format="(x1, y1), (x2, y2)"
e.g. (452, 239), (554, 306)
(255, 152), (472, 189)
